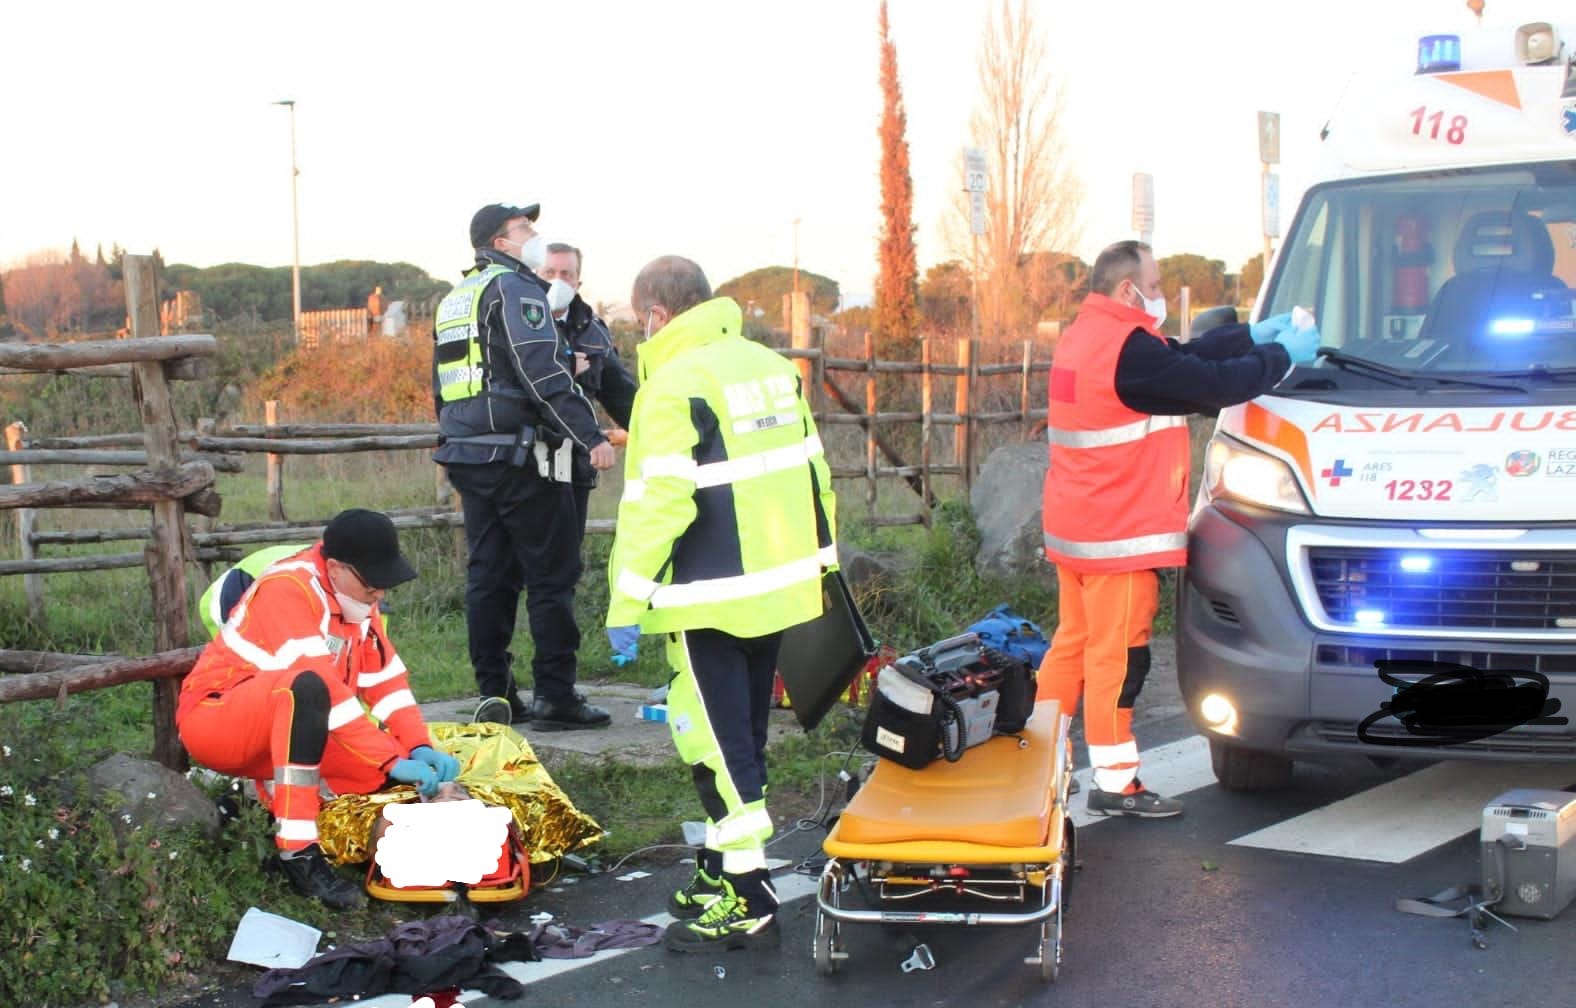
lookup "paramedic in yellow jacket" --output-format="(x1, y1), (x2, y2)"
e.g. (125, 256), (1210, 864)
(606, 255), (838, 952)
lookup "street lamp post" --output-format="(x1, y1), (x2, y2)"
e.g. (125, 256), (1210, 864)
(274, 100), (302, 347)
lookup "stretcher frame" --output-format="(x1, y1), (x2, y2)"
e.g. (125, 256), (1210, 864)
(814, 702), (1073, 982)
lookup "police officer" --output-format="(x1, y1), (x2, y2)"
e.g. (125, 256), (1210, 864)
(607, 255), (839, 952)
(432, 203), (614, 731)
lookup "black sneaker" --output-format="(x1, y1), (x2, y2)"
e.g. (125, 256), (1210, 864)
(507, 693), (533, 724)
(1086, 786), (1183, 818)
(669, 868), (728, 919)
(530, 692), (612, 731)
(266, 844), (365, 909)
(664, 886), (779, 951)
(474, 696), (513, 726)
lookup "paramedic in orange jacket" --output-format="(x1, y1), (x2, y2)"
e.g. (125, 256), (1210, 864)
(1040, 240), (1299, 818)
(177, 509), (461, 907)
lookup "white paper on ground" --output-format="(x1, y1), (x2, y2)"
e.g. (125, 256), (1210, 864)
(226, 907), (322, 969)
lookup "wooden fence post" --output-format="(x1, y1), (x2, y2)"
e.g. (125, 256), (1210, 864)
(920, 338), (933, 529)
(955, 338), (977, 491)
(1020, 339), (1033, 440)
(265, 400), (286, 521)
(125, 254), (191, 771)
(864, 331), (878, 524)
(5, 420), (44, 625)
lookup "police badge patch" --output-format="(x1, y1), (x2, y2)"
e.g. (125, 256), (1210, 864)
(521, 297), (547, 329)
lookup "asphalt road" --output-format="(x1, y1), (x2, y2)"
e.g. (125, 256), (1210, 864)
(172, 639), (1576, 1008)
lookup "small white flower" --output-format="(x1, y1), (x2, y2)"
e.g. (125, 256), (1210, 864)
(23, 794), (35, 807)
(0, 785), (12, 797)
(168, 850), (179, 860)
(121, 814), (133, 824)
(34, 839), (43, 848)
(47, 828), (58, 841)
(20, 859), (31, 872)
(146, 792), (157, 800)
(2, 745), (10, 757)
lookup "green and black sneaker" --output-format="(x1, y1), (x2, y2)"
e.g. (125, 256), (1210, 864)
(668, 868), (728, 919)
(664, 885), (779, 951)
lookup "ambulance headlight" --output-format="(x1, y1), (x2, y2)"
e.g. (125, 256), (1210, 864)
(1514, 23), (1562, 65)
(1204, 435), (1311, 514)
(1200, 693), (1239, 736)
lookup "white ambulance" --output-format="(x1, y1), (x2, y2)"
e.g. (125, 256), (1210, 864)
(1177, 16), (1576, 789)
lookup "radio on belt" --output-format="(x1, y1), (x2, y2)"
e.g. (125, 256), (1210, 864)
(1481, 789), (1576, 920)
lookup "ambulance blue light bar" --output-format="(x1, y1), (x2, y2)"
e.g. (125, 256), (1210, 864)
(1417, 34), (1462, 74)
(1399, 555), (1433, 573)
(1354, 609), (1387, 626)
(1490, 317), (1536, 336)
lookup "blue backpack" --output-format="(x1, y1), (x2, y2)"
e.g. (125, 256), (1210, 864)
(966, 604), (1050, 669)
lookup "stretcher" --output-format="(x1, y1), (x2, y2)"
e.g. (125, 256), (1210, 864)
(816, 699), (1073, 982)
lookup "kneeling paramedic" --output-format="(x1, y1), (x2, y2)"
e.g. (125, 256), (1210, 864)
(606, 255), (839, 951)
(177, 509), (462, 908)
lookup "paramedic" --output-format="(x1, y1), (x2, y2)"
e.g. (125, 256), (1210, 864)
(606, 255), (838, 951)
(177, 509), (461, 908)
(1040, 239), (1318, 817)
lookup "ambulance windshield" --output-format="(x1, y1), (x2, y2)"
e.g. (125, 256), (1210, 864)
(1263, 162), (1576, 377)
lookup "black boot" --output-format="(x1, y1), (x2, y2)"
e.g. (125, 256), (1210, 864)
(267, 844), (365, 909)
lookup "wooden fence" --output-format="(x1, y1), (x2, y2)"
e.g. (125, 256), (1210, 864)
(2, 290), (1051, 768)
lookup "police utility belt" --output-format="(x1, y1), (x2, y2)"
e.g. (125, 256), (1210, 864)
(443, 427), (574, 483)
(860, 632), (1036, 770)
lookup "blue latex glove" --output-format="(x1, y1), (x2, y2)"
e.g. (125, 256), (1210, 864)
(410, 745), (460, 783)
(1276, 323), (1322, 365)
(388, 758), (440, 798)
(607, 625), (639, 668)
(1249, 312), (1293, 344)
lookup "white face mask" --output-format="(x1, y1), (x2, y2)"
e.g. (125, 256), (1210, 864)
(546, 278), (576, 316)
(334, 590), (372, 624)
(1131, 282), (1167, 329)
(643, 308), (658, 341)
(511, 233), (546, 271)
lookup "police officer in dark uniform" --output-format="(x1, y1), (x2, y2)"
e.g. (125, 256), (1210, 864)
(432, 202), (614, 731)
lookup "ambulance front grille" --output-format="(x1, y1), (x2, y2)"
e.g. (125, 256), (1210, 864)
(1307, 547), (1576, 632)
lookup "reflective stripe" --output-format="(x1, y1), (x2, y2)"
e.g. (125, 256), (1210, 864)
(617, 552), (823, 609)
(369, 688), (416, 722)
(274, 765), (321, 789)
(1047, 413), (1186, 449)
(1042, 530), (1187, 559)
(206, 579), (229, 633)
(721, 847), (768, 873)
(1088, 740), (1138, 769)
(631, 436), (824, 498)
(731, 411), (798, 435)
(705, 823), (721, 849)
(326, 697), (364, 730)
(219, 625), (331, 672)
(438, 365), (484, 388)
(640, 453), (700, 481)
(276, 818), (318, 842)
(357, 655), (407, 688)
(714, 806), (774, 846)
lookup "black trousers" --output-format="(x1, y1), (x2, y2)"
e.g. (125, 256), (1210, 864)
(445, 461), (582, 702)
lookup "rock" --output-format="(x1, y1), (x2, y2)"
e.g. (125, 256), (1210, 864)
(970, 442), (1050, 580)
(87, 753), (221, 838)
(841, 548), (897, 592)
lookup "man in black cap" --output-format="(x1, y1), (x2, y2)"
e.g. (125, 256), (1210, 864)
(431, 202), (614, 731)
(178, 509), (461, 908)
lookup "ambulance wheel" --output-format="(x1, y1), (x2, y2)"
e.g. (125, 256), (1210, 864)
(814, 909), (840, 976)
(1037, 877), (1061, 983)
(1209, 738), (1294, 792)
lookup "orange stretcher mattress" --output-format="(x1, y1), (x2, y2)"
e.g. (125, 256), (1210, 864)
(824, 699), (1067, 865)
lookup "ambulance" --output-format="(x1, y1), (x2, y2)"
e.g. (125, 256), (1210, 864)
(1176, 15), (1576, 789)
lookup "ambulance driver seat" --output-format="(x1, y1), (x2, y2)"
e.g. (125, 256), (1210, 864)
(1416, 209), (1561, 363)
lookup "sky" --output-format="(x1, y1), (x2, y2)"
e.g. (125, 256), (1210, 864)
(0, 0), (1556, 313)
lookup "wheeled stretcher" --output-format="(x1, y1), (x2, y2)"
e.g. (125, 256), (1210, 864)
(815, 699), (1073, 982)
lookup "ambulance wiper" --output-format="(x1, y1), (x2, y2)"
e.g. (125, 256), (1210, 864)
(1484, 365), (1576, 385)
(1315, 349), (1526, 392)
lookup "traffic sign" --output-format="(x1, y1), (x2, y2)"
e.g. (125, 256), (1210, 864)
(964, 146), (988, 193)
(969, 190), (987, 236)
(1262, 170), (1281, 237)
(1131, 172), (1155, 237)
(1258, 110), (1281, 164)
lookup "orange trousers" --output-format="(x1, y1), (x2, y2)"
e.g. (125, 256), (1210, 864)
(1036, 566), (1159, 794)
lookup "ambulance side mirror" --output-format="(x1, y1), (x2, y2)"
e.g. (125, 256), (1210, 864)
(1191, 306), (1239, 336)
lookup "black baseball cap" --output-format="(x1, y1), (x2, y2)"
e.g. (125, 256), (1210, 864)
(470, 203), (540, 248)
(322, 509), (417, 589)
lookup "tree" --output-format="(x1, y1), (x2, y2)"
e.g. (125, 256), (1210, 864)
(874, 1), (918, 356)
(1158, 253), (1228, 317)
(715, 266), (840, 322)
(951, 0), (1082, 338)
(1239, 253), (1265, 305)
(918, 260), (972, 334)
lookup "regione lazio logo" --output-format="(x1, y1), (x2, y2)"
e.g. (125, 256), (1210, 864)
(520, 297), (547, 329)
(1321, 459), (1354, 486)
(1505, 450), (1540, 477)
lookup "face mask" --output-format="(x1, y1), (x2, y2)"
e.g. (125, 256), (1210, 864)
(1132, 282), (1167, 329)
(643, 308), (659, 341)
(511, 233), (546, 271)
(546, 278), (575, 316)
(334, 590), (372, 624)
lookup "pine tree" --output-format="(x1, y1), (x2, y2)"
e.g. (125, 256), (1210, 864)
(874, 1), (918, 356)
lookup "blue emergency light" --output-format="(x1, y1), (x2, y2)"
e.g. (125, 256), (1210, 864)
(1417, 34), (1463, 74)
(1490, 317), (1536, 336)
(1399, 555), (1433, 573)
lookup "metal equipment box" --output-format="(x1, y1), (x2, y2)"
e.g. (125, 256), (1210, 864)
(1481, 789), (1576, 920)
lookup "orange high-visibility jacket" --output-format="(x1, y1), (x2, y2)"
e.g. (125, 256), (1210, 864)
(1042, 293), (1190, 573)
(178, 544), (430, 774)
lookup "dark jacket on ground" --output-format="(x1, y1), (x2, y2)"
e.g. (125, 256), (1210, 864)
(432, 249), (608, 467)
(1113, 322), (1291, 416)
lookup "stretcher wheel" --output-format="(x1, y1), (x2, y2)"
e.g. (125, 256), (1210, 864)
(1037, 879), (1062, 983)
(813, 908), (840, 976)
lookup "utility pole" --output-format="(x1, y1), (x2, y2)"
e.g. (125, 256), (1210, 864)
(1258, 111), (1281, 283)
(274, 100), (302, 348)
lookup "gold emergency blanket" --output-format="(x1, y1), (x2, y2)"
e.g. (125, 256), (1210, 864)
(315, 721), (605, 866)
